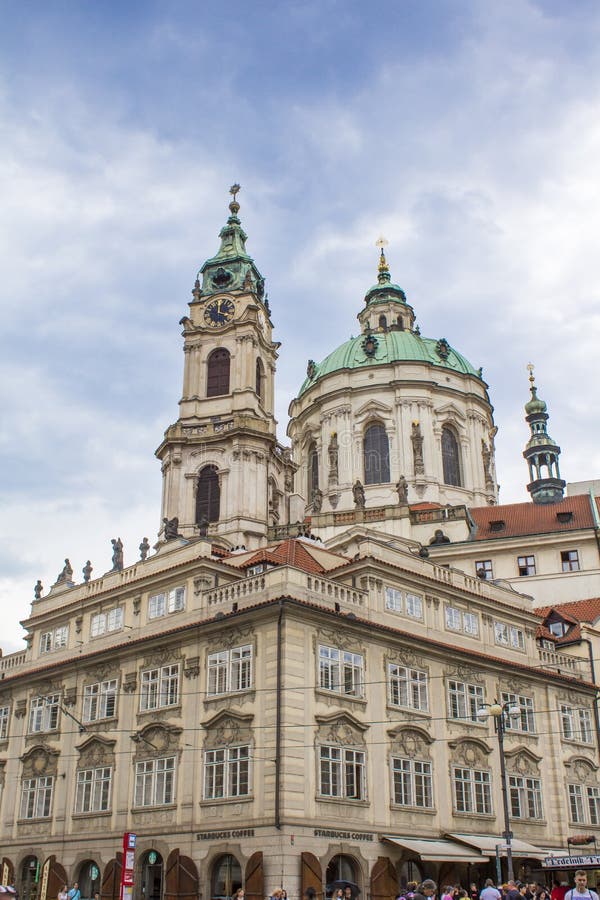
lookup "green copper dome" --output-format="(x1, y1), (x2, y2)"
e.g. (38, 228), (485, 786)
(299, 330), (480, 395)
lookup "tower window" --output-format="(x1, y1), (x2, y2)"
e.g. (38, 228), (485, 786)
(196, 465), (220, 524)
(255, 358), (264, 400)
(308, 441), (319, 496)
(397, 316), (404, 331)
(441, 426), (462, 487)
(379, 314), (388, 332)
(364, 422), (390, 484)
(207, 349), (230, 397)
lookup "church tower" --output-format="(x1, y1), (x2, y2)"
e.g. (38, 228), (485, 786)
(156, 186), (295, 548)
(523, 364), (565, 504)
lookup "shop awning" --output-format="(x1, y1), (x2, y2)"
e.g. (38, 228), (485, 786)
(446, 833), (549, 859)
(381, 836), (487, 864)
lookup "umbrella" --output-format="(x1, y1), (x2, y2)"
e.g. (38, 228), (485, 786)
(328, 882), (361, 898)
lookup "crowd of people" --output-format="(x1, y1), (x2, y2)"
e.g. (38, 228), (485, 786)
(390, 872), (599, 900)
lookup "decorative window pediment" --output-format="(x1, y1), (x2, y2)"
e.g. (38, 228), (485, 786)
(75, 735), (116, 769)
(354, 399), (393, 422)
(315, 711), (367, 747)
(504, 746), (542, 776)
(202, 710), (253, 749)
(565, 756), (600, 784)
(448, 737), (492, 768)
(132, 723), (183, 760)
(388, 725), (433, 759)
(434, 403), (466, 424)
(444, 663), (484, 684)
(20, 744), (60, 777)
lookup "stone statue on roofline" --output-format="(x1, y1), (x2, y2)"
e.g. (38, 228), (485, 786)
(352, 479), (366, 509)
(163, 516), (181, 540)
(139, 537), (150, 561)
(396, 475), (409, 505)
(56, 559), (73, 584)
(111, 538), (124, 572)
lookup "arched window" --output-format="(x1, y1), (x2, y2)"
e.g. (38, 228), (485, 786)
(364, 422), (390, 484)
(378, 314), (387, 332)
(211, 854), (242, 900)
(308, 440), (319, 497)
(442, 426), (462, 486)
(207, 348), (230, 397)
(397, 315), (404, 331)
(255, 358), (264, 400)
(196, 465), (220, 524)
(326, 856), (358, 897)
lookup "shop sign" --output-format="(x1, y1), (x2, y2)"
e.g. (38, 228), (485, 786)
(542, 856), (600, 868)
(196, 829), (255, 840)
(120, 832), (137, 900)
(314, 829), (375, 842)
(90, 866), (99, 882)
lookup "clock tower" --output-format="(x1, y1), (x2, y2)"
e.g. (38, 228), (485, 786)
(156, 186), (295, 548)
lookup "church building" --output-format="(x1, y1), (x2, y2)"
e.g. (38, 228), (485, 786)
(0, 189), (599, 900)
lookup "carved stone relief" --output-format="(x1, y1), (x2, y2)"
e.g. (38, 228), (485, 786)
(76, 736), (116, 769)
(211, 625), (255, 650)
(449, 738), (492, 768)
(21, 745), (60, 777)
(315, 713), (367, 747)
(203, 713), (253, 750)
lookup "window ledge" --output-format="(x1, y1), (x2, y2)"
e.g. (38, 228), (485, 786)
(562, 737), (594, 747)
(199, 795), (253, 807)
(315, 688), (367, 706)
(387, 704), (430, 718)
(203, 690), (255, 706)
(511, 817), (547, 826)
(17, 817), (52, 824)
(137, 705), (181, 718)
(452, 810), (495, 820)
(316, 795), (370, 807)
(131, 803), (177, 813)
(72, 810), (112, 819)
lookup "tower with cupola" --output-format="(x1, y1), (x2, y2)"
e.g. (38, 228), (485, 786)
(156, 186), (295, 548)
(523, 364), (566, 504)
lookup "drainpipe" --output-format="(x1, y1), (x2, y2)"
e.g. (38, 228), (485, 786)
(579, 636), (600, 754)
(275, 599), (284, 830)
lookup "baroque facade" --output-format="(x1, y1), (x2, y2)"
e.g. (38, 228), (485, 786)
(1, 189), (599, 900)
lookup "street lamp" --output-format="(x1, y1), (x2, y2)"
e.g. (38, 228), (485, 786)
(477, 700), (521, 882)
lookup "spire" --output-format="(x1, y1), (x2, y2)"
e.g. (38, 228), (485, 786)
(523, 364), (565, 504)
(376, 236), (391, 284)
(194, 185), (265, 302)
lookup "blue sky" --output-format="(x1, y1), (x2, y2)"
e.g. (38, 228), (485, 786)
(1, 0), (599, 651)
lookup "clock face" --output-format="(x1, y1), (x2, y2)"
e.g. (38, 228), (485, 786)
(203, 298), (235, 328)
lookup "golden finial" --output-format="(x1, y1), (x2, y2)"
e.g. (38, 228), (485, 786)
(376, 235), (389, 274)
(527, 362), (535, 387)
(228, 183), (241, 216)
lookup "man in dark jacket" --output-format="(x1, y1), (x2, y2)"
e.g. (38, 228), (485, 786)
(413, 880), (437, 900)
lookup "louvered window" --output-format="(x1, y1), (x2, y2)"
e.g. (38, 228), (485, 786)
(364, 422), (390, 484)
(196, 465), (220, 523)
(206, 349), (230, 397)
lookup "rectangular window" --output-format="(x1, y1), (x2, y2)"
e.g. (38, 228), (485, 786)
(247, 564), (265, 576)
(406, 593), (423, 619)
(75, 766), (112, 813)
(392, 757), (433, 808)
(588, 787), (600, 825)
(494, 622), (525, 650)
(502, 691), (535, 733)
(475, 560), (493, 579)
(388, 664), (428, 711)
(445, 607), (462, 631)
(560, 705), (593, 744)
(134, 756), (175, 807)
(0, 705), (9, 740)
(28, 695), (60, 733)
(318, 645), (364, 698)
(448, 680), (484, 723)
(204, 746), (250, 799)
(20, 776), (54, 819)
(569, 784), (585, 823)
(149, 588), (185, 619)
(40, 626), (69, 654)
(319, 745), (365, 800)
(509, 775), (543, 819)
(140, 665), (180, 711)
(561, 550), (580, 572)
(91, 608), (124, 637)
(83, 680), (118, 723)
(385, 587), (402, 612)
(207, 645), (253, 696)
(517, 555), (536, 576)
(453, 767), (492, 814)
(463, 612), (479, 636)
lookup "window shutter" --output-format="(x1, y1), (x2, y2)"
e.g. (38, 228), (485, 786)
(300, 852), (323, 900)
(101, 854), (123, 900)
(244, 852), (264, 900)
(370, 857), (398, 900)
(165, 849), (199, 900)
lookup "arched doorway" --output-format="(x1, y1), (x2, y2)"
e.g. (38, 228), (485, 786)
(326, 855), (359, 898)
(20, 857), (39, 900)
(78, 860), (101, 900)
(211, 854), (241, 900)
(140, 851), (163, 900)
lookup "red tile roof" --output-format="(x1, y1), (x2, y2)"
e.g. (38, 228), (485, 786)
(233, 538), (348, 575)
(470, 494), (595, 541)
(537, 597), (600, 626)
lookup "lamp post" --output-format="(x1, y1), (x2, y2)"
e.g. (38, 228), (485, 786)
(477, 699), (520, 882)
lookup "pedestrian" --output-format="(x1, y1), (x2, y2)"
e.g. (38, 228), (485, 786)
(505, 882), (522, 900)
(68, 884), (81, 900)
(413, 880), (437, 900)
(470, 883), (480, 900)
(551, 883), (568, 900)
(233, 891), (245, 900)
(303, 889), (317, 900)
(442, 886), (454, 900)
(270, 890), (284, 900)
(565, 872), (599, 900)
(481, 879), (501, 900)
(58, 886), (68, 900)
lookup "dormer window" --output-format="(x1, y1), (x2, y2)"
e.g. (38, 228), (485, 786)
(557, 511), (574, 523)
(489, 520), (505, 532)
(549, 621), (569, 638)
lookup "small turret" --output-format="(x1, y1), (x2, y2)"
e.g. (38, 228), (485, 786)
(523, 364), (565, 504)
(358, 238), (416, 333)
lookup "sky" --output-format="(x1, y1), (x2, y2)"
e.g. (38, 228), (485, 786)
(1, 0), (599, 653)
